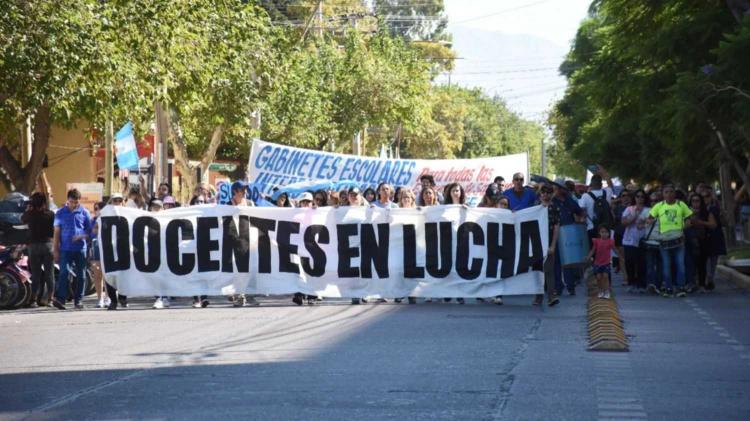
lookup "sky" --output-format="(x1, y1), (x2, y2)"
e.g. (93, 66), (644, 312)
(439, 0), (593, 120)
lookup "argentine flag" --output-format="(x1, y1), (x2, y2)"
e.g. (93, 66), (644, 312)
(115, 122), (140, 170)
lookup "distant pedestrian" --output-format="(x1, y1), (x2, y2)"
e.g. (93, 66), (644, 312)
(51, 189), (92, 310)
(21, 192), (55, 307)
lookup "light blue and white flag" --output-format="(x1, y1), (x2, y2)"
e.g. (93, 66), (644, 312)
(115, 122), (139, 170)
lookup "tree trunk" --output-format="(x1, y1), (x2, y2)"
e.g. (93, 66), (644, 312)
(0, 106), (51, 195)
(713, 126), (750, 187)
(169, 118), (224, 203)
(720, 162), (737, 248)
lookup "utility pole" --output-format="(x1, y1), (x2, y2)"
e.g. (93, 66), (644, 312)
(154, 101), (170, 189)
(104, 121), (114, 196)
(352, 131), (361, 156)
(316, 1), (323, 38)
(20, 116), (32, 165)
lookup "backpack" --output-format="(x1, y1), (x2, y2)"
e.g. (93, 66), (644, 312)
(588, 191), (614, 229)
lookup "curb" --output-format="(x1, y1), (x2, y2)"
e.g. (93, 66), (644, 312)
(586, 276), (628, 352)
(716, 264), (750, 290)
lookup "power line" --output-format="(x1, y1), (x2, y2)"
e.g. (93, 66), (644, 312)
(452, 0), (554, 25)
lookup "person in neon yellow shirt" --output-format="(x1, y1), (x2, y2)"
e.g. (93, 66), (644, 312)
(648, 184), (693, 297)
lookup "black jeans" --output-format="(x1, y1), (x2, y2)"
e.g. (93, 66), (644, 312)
(27, 242), (54, 300)
(105, 282), (126, 305)
(624, 245), (647, 289)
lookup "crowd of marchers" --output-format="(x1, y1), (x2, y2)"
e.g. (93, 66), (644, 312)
(15, 165), (732, 311)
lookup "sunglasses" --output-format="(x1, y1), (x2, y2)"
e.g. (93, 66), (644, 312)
(514, 178), (524, 181)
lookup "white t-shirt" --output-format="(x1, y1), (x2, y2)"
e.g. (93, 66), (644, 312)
(578, 187), (613, 231)
(621, 206), (651, 247)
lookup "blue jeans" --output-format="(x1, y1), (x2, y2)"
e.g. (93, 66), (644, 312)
(659, 244), (686, 291)
(646, 248), (662, 288)
(55, 250), (87, 304)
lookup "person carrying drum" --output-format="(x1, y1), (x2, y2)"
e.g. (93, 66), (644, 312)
(647, 184), (693, 298)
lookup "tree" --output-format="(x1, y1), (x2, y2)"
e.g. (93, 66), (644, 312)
(108, 0), (275, 200)
(550, 0), (748, 185)
(0, 1), (125, 194)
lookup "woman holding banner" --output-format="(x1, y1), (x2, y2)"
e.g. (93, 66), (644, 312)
(444, 183), (469, 304)
(395, 188), (418, 305)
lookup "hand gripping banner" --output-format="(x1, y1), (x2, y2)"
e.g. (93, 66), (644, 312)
(98, 205), (547, 297)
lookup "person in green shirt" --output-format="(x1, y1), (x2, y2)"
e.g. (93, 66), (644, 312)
(648, 184), (693, 297)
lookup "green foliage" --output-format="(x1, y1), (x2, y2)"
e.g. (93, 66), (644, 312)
(261, 29), (431, 154)
(551, 0), (749, 184)
(402, 86), (544, 171)
(0, 1), (113, 130)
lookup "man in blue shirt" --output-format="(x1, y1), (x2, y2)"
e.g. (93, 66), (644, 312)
(503, 172), (537, 211)
(52, 189), (92, 310)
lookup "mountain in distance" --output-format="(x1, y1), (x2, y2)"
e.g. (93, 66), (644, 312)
(438, 25), (570, 120)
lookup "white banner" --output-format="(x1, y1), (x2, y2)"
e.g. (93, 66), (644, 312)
(247, 139), (529, 206)
(99, 205), (548, 297)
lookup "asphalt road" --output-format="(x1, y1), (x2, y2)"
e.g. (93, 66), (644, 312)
(1, 272), (749, 420)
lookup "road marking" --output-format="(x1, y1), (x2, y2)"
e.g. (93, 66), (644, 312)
(684, 300), (747, 367)
(593, 353), (647, 421)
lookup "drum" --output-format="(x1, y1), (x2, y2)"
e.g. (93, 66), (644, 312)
(660, 237), (684, 250)
(557, 224), (590, 267)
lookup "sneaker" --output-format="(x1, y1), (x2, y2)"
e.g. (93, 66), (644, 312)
(28, 301), (38, 308)
(493, 296), (503, 305)
(107, 303), (117, 310)
(394, 298), (403, 303)
(676, 289), (687, 298)
(104, 296), (111, 307)
(597, 291), (604, 299)
(532, 295), (543, 306)
(351, 298), (361, 305)
(661, 288), (674, 298)
(443, 298), (452, 303)
(118, 296), (128, 308)
(476, 298), (486, 303)
(74, 302), (84, 310)
(376, 298), (388, 303)
(424, 298), (433, 303)
(306, 296), (316, 305)
(457, 298), (465, 305)
(603, 290), (611, 299)
(162, 297), (170, 308)
(96, 299), (105, 309)
(646, 284), (657, 294)
(233, 294), (246, 307)
(292, 293), (304, 306)
(192, 300), (202, 308)
(548, 295), (560, 307)
(408, 297), (416, 304)
(201, 299), (209, 308)
(246, 295), (260, 307)
(52, 299), (66, 310)
(153, 298), (164, 309)
(685, 285), (697, 294)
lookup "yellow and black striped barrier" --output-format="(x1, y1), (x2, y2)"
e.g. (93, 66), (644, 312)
(587, 275), (628, 351)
